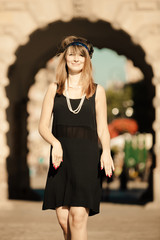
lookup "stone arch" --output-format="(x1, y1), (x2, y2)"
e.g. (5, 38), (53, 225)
(6, 18), (155, 200)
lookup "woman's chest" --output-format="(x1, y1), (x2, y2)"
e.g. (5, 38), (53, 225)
(53, 95), (96, 126)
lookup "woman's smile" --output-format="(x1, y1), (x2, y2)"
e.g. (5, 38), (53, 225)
(71, 62), (81, 65)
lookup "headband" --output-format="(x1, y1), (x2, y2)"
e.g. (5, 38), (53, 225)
(65, 41), (90, 54)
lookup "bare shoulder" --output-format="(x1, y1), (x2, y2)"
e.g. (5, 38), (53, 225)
(46, 82), (57, 97)
(96, 84), (106, 101)
(48, 82), (57, 92)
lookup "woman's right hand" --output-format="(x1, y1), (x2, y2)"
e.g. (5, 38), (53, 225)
(52, 140), (63, 169)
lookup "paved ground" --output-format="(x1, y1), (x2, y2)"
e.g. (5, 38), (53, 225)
(0, 200), (160, 240)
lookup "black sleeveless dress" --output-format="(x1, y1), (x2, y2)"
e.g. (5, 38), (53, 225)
(42, 84), (102, 216)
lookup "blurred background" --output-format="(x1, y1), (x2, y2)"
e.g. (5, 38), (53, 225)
(0, 0), (160, 209)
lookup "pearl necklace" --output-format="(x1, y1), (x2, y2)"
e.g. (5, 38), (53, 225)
(65, 79), (86, 114)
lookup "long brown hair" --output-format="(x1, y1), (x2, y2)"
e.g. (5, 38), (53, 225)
(55, 36), (96, 98)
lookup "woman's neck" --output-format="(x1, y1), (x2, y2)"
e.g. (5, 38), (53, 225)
(68, 72), (82, 86)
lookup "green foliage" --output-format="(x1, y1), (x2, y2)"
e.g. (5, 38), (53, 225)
(106, 84), (133, 122)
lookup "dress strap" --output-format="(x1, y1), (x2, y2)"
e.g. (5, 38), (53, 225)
(93, 83), (98, 99)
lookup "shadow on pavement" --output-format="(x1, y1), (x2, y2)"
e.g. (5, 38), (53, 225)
(101, 187), (153, 205)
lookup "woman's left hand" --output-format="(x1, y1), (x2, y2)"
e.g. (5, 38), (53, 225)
(100, 150), (115, 177)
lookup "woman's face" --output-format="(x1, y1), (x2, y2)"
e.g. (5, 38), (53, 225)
(65, 47), (85, 74)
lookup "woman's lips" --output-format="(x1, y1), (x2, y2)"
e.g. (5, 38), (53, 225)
(71, 63), (81, 65)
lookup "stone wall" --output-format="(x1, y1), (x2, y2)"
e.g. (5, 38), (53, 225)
(0, 0), (160, 202)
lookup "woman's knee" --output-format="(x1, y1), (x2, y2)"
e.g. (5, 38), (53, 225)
(59, 217), (68, 232)
(69, 207), (89, 229)
(56, 207), (69, 232)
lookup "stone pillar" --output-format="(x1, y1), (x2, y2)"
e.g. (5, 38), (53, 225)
(148, 77), (160, 207)
(0, 81), (9, 201)
(0, 64), (12, 208)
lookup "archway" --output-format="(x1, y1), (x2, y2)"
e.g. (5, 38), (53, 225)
(6, 18), (154, 200)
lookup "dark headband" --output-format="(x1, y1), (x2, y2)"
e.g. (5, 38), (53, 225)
(65, 41), (90, 54)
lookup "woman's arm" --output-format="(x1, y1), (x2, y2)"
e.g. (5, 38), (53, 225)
(95, 84), (115, 177)
(38, 83), (63, 169)
(38, 83), (57, 145)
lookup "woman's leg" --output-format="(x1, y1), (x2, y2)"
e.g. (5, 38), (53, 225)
(68, 207), (89, 240)
(56, 206), (71, 240)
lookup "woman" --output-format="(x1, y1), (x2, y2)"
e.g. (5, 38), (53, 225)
(38, 35), (115, 240)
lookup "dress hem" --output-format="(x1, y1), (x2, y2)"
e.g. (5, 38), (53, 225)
(42, 203), (100, 217)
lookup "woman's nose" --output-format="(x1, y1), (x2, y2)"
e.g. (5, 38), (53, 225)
(73, 54), (79, 61)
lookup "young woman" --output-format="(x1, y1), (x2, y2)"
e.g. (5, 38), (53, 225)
(38, 35), (115, 240)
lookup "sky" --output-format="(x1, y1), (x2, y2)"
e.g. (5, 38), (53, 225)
(91, 47), (127, 89)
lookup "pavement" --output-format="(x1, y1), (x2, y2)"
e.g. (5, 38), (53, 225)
(0, 199), (160, 240)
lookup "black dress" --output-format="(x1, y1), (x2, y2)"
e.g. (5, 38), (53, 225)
(42, 84), (102, 216)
